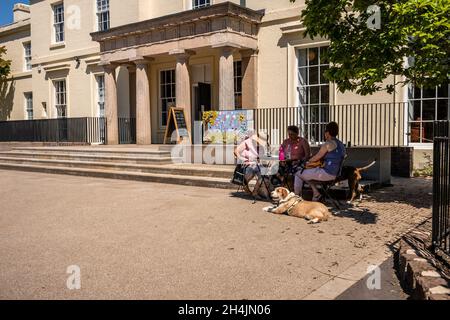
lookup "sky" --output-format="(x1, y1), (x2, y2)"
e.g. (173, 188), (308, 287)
(0, 0), (30, 26)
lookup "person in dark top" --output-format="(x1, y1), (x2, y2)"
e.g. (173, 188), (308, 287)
(294, 122), (346, 201)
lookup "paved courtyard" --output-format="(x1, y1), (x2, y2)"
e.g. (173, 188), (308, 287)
(0, 170), (432, 299)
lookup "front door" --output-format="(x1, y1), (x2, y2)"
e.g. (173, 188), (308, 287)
(193, 82), (211, 143)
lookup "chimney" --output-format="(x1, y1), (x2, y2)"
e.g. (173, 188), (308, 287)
(13, 3), (30, 22)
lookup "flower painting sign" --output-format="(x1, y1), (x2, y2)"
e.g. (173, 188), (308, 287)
(203, 110), (254, 144)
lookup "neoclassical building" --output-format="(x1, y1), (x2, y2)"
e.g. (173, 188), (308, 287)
(0, 0), (448, 148)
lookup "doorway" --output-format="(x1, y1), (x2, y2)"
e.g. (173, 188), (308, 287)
(193, 82), (212, 143)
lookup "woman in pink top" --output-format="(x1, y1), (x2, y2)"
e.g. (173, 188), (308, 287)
(278, 126), (310, 191)
(234, 132), (268, 198)
(280, 126), (311, 162)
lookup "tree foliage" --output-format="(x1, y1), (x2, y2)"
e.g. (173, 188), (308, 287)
(0, 46), (11, 80)
(291, 0), (450, 95)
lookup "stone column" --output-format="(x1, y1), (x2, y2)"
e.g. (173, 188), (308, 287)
(102, 63), (119, 145)
(170, 49), (194, 130)
(131, 57), (152, 145)
(218, 46), (235, 110)
(241, 49), (258, 109)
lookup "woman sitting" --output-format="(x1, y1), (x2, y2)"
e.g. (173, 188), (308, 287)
(294, 122), (346, 201)
(278, 126), (311, 189)
(279, 125), (311, 163)
(234, 131), (268, 198)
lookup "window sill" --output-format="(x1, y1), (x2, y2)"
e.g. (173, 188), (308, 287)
(50, 42), (66, 50)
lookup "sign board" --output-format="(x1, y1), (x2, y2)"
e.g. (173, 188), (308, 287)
(164, 107), (191, 144)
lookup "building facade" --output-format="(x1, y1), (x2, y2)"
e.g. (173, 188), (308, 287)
(0, 0), (448, 148)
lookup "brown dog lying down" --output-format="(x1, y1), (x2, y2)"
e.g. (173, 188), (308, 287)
(263, 187), (331, 224)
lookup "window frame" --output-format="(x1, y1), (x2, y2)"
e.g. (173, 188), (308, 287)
(96, 74), (105, 118)
(24, 92), (33, 120)
(23, 42), (32, 71)
(159, 69), (176, 128)
(96, 0), (110, 31)
(408, 84), (450, 144)
(234, 60), (243, 110)
(297, 45), (331, 144)
(192, 0), (211, 10)
(53, 2), (65, 44)
(54, 79), (67, 118)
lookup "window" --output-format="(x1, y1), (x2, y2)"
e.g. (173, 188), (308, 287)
(96, 75), (105, 117)
(408, 84), (450, 143)
(192, 0), (211, 9)
(96, 0), (110, 31)
(54, 80), (67, 118)
(297, 46), (330, 142)
(234, 61), (243, 109)
(53, 3), (65, 43)
(24, 42), (31, 71)
(159, 69), (176, 126)
(240, 0), (246, 7)
(24, 93), (33, 120)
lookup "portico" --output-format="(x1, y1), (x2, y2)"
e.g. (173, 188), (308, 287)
(91, 2), (264, 145)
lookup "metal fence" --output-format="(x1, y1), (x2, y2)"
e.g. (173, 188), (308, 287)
(433, 136), (450, 260)
(252, 103), (408, 146)
(118, 117), (136, 144)
(0, 117), (106, 144)
(433, 121), (450, 261)
(434, 121), (450, 138)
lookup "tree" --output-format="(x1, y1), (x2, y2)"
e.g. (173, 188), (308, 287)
(0, 46), (11, 80)
(290, 0), (450, 95)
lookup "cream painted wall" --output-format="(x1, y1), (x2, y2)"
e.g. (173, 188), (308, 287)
(110, 0), (139, 27)
(2, 0), (412, 148)
(30, 0), (99, 63)
(0, 21), (32, 121)
(28, 0), (96, 119)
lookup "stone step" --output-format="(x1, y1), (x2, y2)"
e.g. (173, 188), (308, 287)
(0, 151), (177, 165)
(0, 156), (233, 179)
(0, 162), (236, 190)
(12, 147), (171, 157)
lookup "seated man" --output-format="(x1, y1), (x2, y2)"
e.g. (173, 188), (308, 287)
(234, 131), (269, 198)
(294, 122), (346, 201)
(278, 126), (311, 189)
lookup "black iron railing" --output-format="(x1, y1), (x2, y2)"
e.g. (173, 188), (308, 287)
(434, 121), (450, 139)
(118, 117), (136, 144)
(0, 117), (106, 144)
(433, 120), (450, 261)
(433, 136), (450, 260)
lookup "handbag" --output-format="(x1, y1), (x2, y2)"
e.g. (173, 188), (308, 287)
(231, 164), (247, 185)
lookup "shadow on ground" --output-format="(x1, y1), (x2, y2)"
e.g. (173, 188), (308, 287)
(228, 177), (432, 226)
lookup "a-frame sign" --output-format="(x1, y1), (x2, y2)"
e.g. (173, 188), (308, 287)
(163, 107), (192, 144)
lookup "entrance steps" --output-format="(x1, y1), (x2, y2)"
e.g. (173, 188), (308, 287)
(0, 146), (236, 189)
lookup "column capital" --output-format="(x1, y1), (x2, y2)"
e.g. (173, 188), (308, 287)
(169, 49), (195, 63)
(212, 42), (241, 55)
(240, 49), (259, 58)
(99, 62), (118, 73)
(169, 49), (195, 56)
(129, 56), (154, 67)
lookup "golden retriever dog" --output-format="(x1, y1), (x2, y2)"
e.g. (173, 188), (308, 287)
(263, 187), (331, 224)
